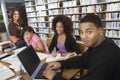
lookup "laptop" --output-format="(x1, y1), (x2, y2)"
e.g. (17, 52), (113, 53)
(17, 45), (48, 79)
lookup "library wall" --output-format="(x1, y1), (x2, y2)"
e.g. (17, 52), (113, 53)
(24, 0), (120, 47)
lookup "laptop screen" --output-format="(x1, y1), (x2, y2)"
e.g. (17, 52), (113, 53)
(17, 45), (40, 76)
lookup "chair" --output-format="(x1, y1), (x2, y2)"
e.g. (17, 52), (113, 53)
(75, 42), (87, 78)
(77, 42), (85, 54)
(46, 38), (52, 48)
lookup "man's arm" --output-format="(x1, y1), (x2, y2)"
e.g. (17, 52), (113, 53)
(53, 73), (66, 80)
(52, 56), (84, 80)
(60, 55), (85, 69)
(43, 52), (87, 80)
(43, 67), (67, 80)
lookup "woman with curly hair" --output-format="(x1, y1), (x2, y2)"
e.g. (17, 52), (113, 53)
(8, 8), (26, 49)
(49, 15), (80, 57)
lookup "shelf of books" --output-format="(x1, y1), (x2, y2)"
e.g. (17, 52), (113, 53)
(80, 0), (120, 47)
(25, 0), (49, 39)
(24, 0), (120, 47)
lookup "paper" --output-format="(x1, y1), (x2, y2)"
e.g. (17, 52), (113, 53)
(10, 76), (22, 80)
(1, 54), (21, 65)
(0, 63), (15, 80)
(1, 54), (26, 73)
(36, 52), (48, 60)
(13, 46), (26, 54)
(46, 53), (77, 62)
(0, 53), (10, 59)
(9, 63), (22, 71)
(1, 47), (27, 65)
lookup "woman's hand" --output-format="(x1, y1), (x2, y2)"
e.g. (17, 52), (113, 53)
(51, 51), (57, 57)
(61, 53), (68, 57)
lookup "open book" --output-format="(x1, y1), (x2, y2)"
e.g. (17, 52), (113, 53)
(36, 52), (48, 60)
(46, 52), (77, 62)
(0, 63), (15, 80)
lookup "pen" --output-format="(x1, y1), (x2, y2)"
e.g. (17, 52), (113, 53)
(50, 65), (54, 69)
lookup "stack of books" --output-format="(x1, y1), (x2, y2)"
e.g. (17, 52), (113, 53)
(0, 41), (12, 52)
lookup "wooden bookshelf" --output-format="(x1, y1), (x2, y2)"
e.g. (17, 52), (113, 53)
(104, 28), (120, 30)
(24, 0), (120, 47)
(79, 0), (120, 7)
(102, 19), (120, 22)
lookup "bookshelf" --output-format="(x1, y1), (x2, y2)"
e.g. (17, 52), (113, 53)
(24, 0), (120, 47)
(24, 0), (51, 39)
(25, 0), (38, 30)
(79, 0), (120, 47)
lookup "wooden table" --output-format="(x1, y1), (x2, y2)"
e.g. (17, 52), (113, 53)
(0, 51), (80, 80)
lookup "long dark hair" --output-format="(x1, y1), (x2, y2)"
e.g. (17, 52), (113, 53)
(10, 8), (21, 25)
(22, 26), (35, 36)
(22, 26), (35, 33)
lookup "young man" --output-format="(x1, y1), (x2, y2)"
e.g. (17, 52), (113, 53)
(42, 14), (120, 80)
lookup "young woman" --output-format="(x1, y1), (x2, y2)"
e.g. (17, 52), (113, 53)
(8, 8), (26, 49)
(49, 15), (80, 57)
(22, 26), (46, 52)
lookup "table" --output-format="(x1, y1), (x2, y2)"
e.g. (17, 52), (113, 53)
(0, 51), (80, 80)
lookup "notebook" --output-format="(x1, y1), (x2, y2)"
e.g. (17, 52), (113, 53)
(0, 63), (15, 80)
(0, 53), (11, 60)
(17, 45), (61, 79)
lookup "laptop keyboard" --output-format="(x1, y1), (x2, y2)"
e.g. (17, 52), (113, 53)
(35, 63), (48, 79)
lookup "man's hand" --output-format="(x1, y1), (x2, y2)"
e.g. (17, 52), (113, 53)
(43, 68), (56, 80)
(46, 61), (61, 70)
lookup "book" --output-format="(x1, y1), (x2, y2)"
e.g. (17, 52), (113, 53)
(0, 63), (15, 80)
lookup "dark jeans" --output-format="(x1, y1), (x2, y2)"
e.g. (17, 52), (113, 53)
(15, 38), (27, 49)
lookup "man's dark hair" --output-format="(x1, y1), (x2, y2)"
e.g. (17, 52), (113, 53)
(52, 15), (73, 35)
(80, 13), (102, 28)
